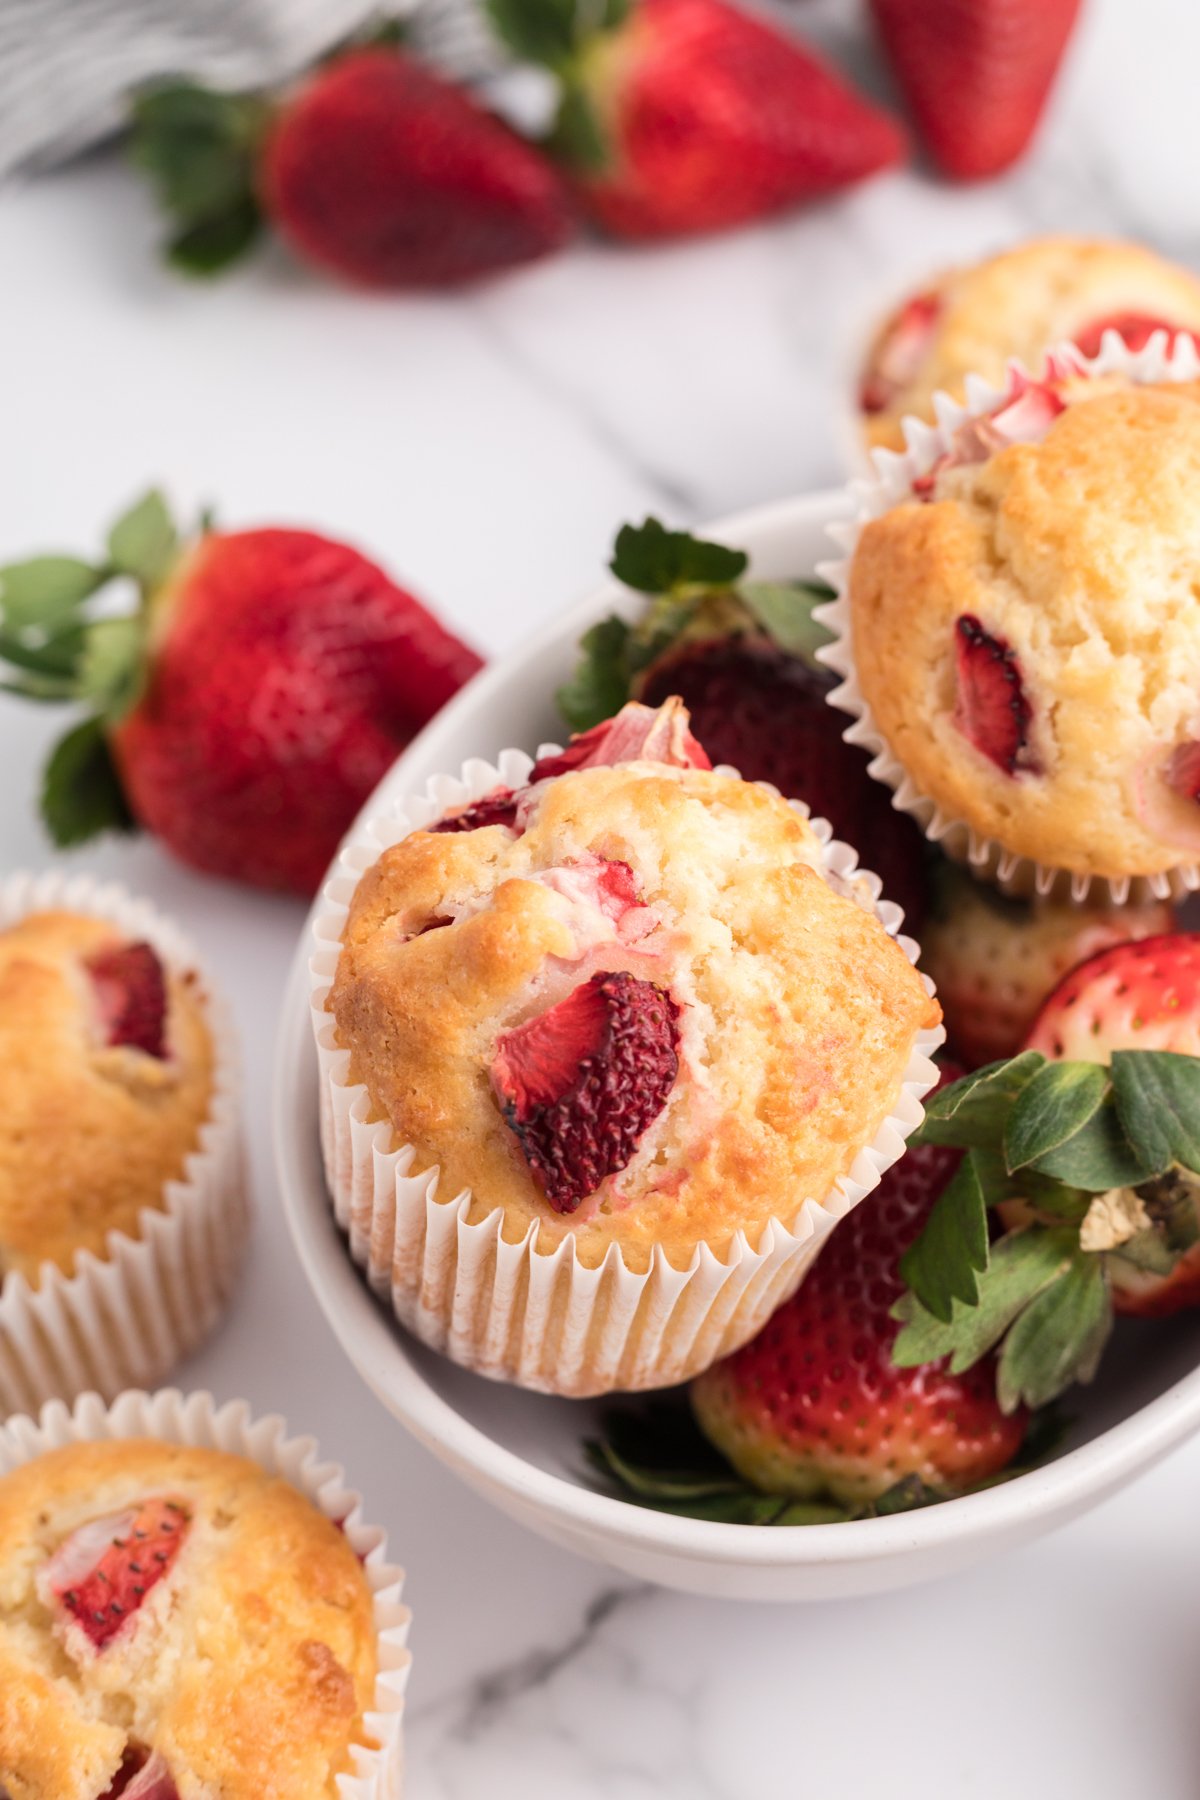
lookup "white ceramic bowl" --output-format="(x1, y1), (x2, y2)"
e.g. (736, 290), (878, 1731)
(274, 488), (1200, 1602)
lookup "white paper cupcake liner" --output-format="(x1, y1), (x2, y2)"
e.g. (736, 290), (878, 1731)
(308, 749), (944, 1399)
(0, 1386), (409, 1798)
(816, 330), (1200, 904)
(0, 872), (249, 1415)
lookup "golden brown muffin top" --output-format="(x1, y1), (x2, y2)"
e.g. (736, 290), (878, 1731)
(330, 724), (938, 1274)
(0, 912), (214, 1286)
(849, 377), (1200, 878)
(860, 235), (1200, 452)
(0, 1439), (378, 1800)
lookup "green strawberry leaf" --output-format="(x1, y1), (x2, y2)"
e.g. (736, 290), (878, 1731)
(1004, 1061), (1109, 1174)
(892, 1226), (1077, 1373)
(106, 490), (177, 591)
(738, 580), (835, 665)
(1111, 1227), (1178, 1277)
(485, 0), (584, 66)
(40, 716), (136, 848)
(584, 1439), (747, 1503)
(0, 622), (90, 681)
(549, 85), (610, 174)
(996, 1253), (1112, 1413)
(898, 1150), (990, 1323)
(0, 556), (105, 630)
(167, 200), (263, 276)
(129, 82), (267, 275)
(871, 1474), (947, 1515)
(1110, 1050), (1200, 1176)
(1024, 1101), (1150, 1192)
(913, 1051), (1045, 1151)
(557, 615), (632, 732)
(78, 617), (147, 725)
(610, 518), (748, 596)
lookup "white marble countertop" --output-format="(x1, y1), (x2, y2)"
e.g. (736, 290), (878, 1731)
(2, 0), (1200, 1790)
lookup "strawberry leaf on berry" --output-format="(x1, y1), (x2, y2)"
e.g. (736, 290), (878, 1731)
(893, 1225), (1077, 1373)
(1108, 1049), (1200, 1175)
(106, 490), (179, 590)
(0, 556), (106, 630)
(1003, 1060), (1109, 1175)
(40, 717), (137, 848)
(914, 1050), (1045, 1148)
(610, 516), (749, 594)
(996, 1251), (1110, 1414)
(898, 1148), (990, 1321)
(129, 83), (270, 277)
(557, 616), (635, 733)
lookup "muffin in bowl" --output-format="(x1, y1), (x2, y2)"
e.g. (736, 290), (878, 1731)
(837, 362), (1200, 896)
(314, 698), (942, 1394)
(858, 236), (1200, 453)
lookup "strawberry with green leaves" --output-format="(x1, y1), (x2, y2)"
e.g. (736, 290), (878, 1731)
(0, 491), (481, 893)
(587, 1067), (1036, 1520)
(131, 44), (573, 285)
(894, 941), (1200, 1407)
(559, 517), (930, 925)
(921, 865), (1175, 1070)
(487, 0), (906, 240)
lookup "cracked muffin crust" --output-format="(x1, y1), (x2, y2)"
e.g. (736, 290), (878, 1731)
(0, 1438), (378, 1800)
(329, 701), (939, 1273)
(859, 236), (1200, 453)
(0, 911), (214, 1286)
(848, 374), (1200, 881)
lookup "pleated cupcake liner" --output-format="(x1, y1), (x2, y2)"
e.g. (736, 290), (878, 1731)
(0, 1386), (409, 1797)
(0, 871), (248, 1415)
(815, 330), (1200, 904)
(309, 748), (944, 1399)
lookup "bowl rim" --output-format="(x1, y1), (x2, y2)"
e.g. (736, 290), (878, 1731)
(273, 487), (1200, 1571)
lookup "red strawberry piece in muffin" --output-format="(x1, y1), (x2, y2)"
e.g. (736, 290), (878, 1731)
(493, 970), (681, 1212)
(41, 1496), (191, 1654)
(84, 942), (168, 1059)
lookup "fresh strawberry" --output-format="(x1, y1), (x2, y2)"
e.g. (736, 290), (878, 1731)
(84, 941), (169, 1059)
(922, 867), (1174, 1069)
(493, 969), (680, 1211)
(691, 1081), (1028, 1505)
(104, 1749), (179, 1800)
(558, 519), (931, 927)
(0, 492), (481, 893)
(1070, 313), (1200, 360)
(488, 0), (905, 240)
(1022, 935), (1200, 1317)
(130, 47), (573, 287)
(869, 0), (1082, 181)
(953, 614), (1037, 776)
(42, 1496), (191, 1652)
(860, 291), (943, 415)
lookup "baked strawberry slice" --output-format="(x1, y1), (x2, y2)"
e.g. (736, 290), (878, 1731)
(104, 1749), (179, 1800)
(431, 787), (521, 834)
(493, 970), (680, 1211)
(860, 291), (943, 414)
(42, 1496), (191, 1651)
(531, 697), (711, 780)
(953, 614), (1037, 775)
(488, 0), (905, 240)
(84, 942), (168, 1059)
(869, 0), (1083, 180)
(1071, 312), (1200, 360)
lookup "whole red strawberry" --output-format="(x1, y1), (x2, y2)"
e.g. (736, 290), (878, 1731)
(692, 1076), (1028, 1504)
(131, 46), (574, 286)
(489, 0), (906, 239)
(870, 0), (1082, 180)
(0, 491), (482, 893)
(1023, 934), (1200, 1318)
(558, 518), (930, 928)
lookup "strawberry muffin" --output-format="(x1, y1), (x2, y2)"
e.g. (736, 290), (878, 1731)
(327, 698), (939, 1280)
(0, 1438), (381, 1798)
(0, 911), (213, 1285)
(858, 236), (1200, 452)
(842, 365), (1200, 890)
